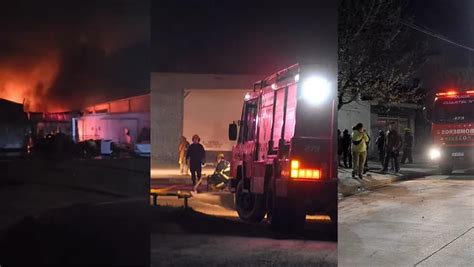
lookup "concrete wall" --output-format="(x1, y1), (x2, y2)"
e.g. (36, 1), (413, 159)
(183, 89), (249, 152)
(151, 73), (263, 167)
(337, 101), (371, 134)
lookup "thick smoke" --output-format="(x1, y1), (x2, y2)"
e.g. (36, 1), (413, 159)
(0, 0), (150, 112)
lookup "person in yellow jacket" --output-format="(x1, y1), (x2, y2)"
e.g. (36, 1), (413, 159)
(351, 123), (369, 179)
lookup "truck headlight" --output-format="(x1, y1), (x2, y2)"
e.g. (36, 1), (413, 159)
(429, 147), (441, 160)
(301, 76), (331, 105)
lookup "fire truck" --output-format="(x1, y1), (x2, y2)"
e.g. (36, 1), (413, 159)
(427, 89), (474, 174)
(228, 64), (337, 231)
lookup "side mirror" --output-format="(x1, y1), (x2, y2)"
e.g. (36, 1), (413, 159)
(229, 122), (237, 141)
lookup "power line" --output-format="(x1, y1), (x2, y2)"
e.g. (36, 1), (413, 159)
(401, 21), (474, 52)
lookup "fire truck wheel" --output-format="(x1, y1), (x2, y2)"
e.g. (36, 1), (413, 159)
(439, 163), (453, 175)
(235, 180), (266, 223)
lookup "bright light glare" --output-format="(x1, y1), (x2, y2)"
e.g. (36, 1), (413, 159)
(244, 93), (251, 100)
(294, 74), (300, 82)
(302, 76), (331, 105)
(429, 147), (441, 161)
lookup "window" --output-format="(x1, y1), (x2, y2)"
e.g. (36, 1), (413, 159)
(238, 100), (258, 143)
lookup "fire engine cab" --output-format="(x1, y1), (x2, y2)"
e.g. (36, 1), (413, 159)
(427, 89), (474, 174)
(228, 64), (337, 231)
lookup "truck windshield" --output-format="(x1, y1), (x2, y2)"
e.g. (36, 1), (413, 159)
(433, 96), (474, 123)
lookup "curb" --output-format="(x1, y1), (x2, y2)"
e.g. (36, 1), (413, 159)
(338, 170), (433, 197)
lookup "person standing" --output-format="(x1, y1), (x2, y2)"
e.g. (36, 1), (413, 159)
(375, 130), (386, 166)
(351, 123), (369, 179)
(363, 133), (371, 174)
(337, 129), (344, 167)
(186, 134), (205, 186)
(342, 129), (352, 168)
(382, 126), (402, 173)
(178, 136), (190, 175)
(401, 128), (414, 164)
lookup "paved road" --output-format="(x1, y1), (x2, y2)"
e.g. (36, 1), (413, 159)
(338, 170), (474, 267)
(151, 204), (337, 267)
(0, 158), (150, 265)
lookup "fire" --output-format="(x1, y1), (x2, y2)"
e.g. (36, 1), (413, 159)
(0, 53), (65, 112)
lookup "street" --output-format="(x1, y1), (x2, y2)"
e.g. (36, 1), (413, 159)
(151, 168), (337, 266)
(0, 157), (150, 265)
(151, 205), (337, 266)
(338, 169), (474, 267)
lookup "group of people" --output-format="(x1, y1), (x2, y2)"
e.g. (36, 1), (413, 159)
(338, 123), (414, 179)
(178, 135), (206, 186)
(376, 125), (414, 173)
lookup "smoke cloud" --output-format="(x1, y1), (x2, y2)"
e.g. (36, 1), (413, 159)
(0, 0), (150, 112)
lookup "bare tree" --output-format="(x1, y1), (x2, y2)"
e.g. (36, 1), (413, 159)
(338, 0), (429, 110)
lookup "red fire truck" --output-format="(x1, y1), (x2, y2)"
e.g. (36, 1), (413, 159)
(427, 89), (474, 174)
(228, 64), (337, 231)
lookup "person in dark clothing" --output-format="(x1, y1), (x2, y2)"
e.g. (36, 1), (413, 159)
(342, 129), (352, 168)
(382, 127), (402, 173)
(337, 129), (343, 167)
(186, 134), (206, 186)
(375, 130), (386, 166)
(401, 128), (414, 164)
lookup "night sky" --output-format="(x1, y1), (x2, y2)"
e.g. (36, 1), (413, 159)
(152, 0), (337, 75)
(1, 0), (470, 111)
(0, 0), (150, 111)
(412, 0), (473, 86)
(152, 0), (472, 87)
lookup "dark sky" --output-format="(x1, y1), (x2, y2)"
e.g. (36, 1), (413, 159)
(152, 0), (472, 88)
(152, 0), (337, 75)
(0, 0), (150, 111)
(413, 0), (473, 69)
(411, 0), (473, 88)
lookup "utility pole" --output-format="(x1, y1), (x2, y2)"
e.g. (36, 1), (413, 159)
(469, 7), (473, 68)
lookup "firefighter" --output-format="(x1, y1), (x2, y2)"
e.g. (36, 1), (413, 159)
(351, 123), (369, 179)
(382, 126), (402, 173)
(207, 153), (231, 190)
(375, 130), (386, 166)
(186, 134), (206, 186)
(178, 136), (190, 175)
(342, 129), (352, 168)
(401, 128), (413, 164)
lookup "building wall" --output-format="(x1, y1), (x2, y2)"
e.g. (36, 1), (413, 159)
(151, 73), (263, 167)
(85, 94), (150, 114)
(77, 112), (150, 144)
(337, 101), (371, 135)
(183, 89), (249, 152)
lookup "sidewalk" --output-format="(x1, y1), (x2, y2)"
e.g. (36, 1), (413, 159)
(338, 161), (437, 197)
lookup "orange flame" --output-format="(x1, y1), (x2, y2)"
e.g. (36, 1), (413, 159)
(0, 53), (66, 112)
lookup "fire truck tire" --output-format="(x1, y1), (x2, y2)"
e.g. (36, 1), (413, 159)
(235, 180), (266, 223)
(439, 163), (453, 175)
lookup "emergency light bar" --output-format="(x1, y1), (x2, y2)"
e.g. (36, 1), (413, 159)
(436, 90), (474, 96)
(290, 160), (321, 180)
